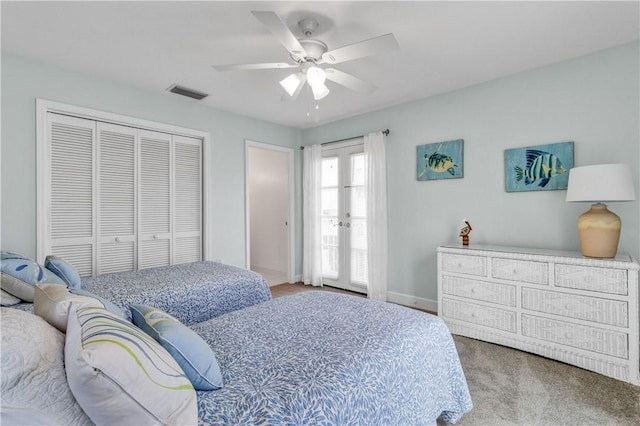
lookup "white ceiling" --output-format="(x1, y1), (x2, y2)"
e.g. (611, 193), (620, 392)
(2, 1), (638, 129)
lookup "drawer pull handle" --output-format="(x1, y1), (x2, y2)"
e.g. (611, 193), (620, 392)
(471, 312), (477, 318)
(583, 276), (593, 283)
(512, 269), (518, 275)
(564, 332), (573, 340)
(471, 288), (477, 294)
(115, 236), (120, 243)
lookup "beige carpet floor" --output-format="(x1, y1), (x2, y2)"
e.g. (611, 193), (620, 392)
(449, 334), (640, 425)
(271, 284), (640, 425)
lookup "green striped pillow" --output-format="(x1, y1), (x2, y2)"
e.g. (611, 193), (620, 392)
(65, 305), (197, 425)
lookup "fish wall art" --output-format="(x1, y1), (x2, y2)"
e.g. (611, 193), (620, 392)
(417, 139), (464, 181)
(504, 141), (574, 192)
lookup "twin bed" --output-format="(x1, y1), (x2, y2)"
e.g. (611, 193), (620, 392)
(1, 260), (472, 425)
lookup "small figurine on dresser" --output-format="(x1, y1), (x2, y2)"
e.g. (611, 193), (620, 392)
(459, 220), (472, 246)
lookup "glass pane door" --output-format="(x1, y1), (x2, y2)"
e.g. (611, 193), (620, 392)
(321, 157), (339, 279)
(320, 143), (368, 294)
(348, 153), (368, 285)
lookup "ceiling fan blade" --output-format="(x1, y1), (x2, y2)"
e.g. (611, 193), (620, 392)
(251, 11), (307, 59)
(212, 62), (298, 72)
(322, 33), (399, 64)
(325, 68), (377, 95)
(281, 74), (307, 102)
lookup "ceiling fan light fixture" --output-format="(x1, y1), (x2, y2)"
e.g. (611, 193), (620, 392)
(311, 83), (330, 100)
(306, 66), (326, 87)
(279, 73), (302, 96)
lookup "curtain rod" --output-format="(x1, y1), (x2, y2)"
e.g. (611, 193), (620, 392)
(300, 129), (390, 150)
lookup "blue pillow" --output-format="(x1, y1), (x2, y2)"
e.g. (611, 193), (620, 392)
(130, 305), (223, 390)
(45, 255), (82, 289)
(0, 251), (66, 302)
(69, 288), (126, 319)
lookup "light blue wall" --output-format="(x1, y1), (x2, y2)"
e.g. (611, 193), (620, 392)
(303, 42), (640, 302)
(1, 54), (301, 269)
(3, 43), (639, 300)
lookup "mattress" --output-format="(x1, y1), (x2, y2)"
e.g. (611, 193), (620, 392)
(192, 291), (473, 425)
(82, 261), (271, 325)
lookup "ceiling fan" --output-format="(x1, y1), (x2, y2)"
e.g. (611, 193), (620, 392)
(212, 11), (399, 101)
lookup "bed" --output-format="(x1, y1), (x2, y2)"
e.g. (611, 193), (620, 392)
(193, 291), (473, 424)
(3, 260), (271, 325)
(80, 261), (271, 325)
(0, 290), (472, 425)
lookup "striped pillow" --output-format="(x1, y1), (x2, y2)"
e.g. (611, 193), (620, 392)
(65, 306), (197, 425)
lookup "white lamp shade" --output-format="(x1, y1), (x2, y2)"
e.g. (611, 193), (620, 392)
(566, 164), (636, 202)
(306, 66), (326, 87)
(311, 83), (330, 100)
(279, 73), (302, 97)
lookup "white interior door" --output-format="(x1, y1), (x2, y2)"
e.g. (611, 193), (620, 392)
(321, 143), (368, 294)
(97, 122), (137, 275)
(138, 130), (172, 269)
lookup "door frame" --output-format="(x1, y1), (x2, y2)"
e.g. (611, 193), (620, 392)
(36, 98), (211, 265)
(321, 139), (368, 294)
(244, 140), (295, 283)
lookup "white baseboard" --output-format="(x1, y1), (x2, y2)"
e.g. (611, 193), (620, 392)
(387, 291), (438, 313)
(292, 274), (302, 283)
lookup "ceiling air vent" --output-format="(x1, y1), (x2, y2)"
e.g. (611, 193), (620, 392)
(167, 84), (208, 100)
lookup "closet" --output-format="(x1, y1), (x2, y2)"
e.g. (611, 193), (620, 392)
(39, 107), (204, 277)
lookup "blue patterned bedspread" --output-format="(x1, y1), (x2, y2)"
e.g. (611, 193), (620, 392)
(82, 262), (271, 325)
(192, 291), (472, 425)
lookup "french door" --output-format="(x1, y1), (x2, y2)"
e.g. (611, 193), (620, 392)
(321, 143), (368, 294)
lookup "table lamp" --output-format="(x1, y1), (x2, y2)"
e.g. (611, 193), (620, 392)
(566, 164), (636, 258)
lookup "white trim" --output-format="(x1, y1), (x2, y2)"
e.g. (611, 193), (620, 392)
(36, 98), (212, 264)
(36, 98), (210, 138)
(35, 101), (50, 263)
(387, 291), (438, 313)
(202, 133), (212, 261)
(245, 140), (295, 284)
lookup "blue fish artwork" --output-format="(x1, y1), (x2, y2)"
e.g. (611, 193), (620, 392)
(504, 141), (573, 192)
(423, 144), (457, 176)
(514, 149), (567, 188)
(417, 139), (464, 181)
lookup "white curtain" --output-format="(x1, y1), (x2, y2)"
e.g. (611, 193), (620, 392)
(364, 131), (388, 301)
(302, 144), (323, 286)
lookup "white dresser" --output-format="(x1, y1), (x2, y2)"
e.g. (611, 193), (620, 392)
(437, 244), (640, 385)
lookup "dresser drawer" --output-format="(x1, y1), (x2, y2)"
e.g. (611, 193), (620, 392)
(555, 264), (628, 295)
(442, 276), (516, 307)
(522, 314), (628, 359)
(492, 258), (548, 285)
(522, 288), (628, 327)
(441, 254), (487, 277)
(442, 298), (516, 333)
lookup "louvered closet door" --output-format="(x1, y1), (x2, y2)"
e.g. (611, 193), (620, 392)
(47, 114), (96, 277)
(173, 135), (202, 264)
(97, 122), (137, 274)
(138, 130), (172, 269)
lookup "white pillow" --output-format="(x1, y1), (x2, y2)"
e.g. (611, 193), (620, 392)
(34, 284), (102, 332)
(0, 308), (92, 426)
(1, 289), (21, 306)
(65, 305), (198, 426)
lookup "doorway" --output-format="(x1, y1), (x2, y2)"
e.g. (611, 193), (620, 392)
(245, 141), (294, 286)
(320, 141), (368, 295)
